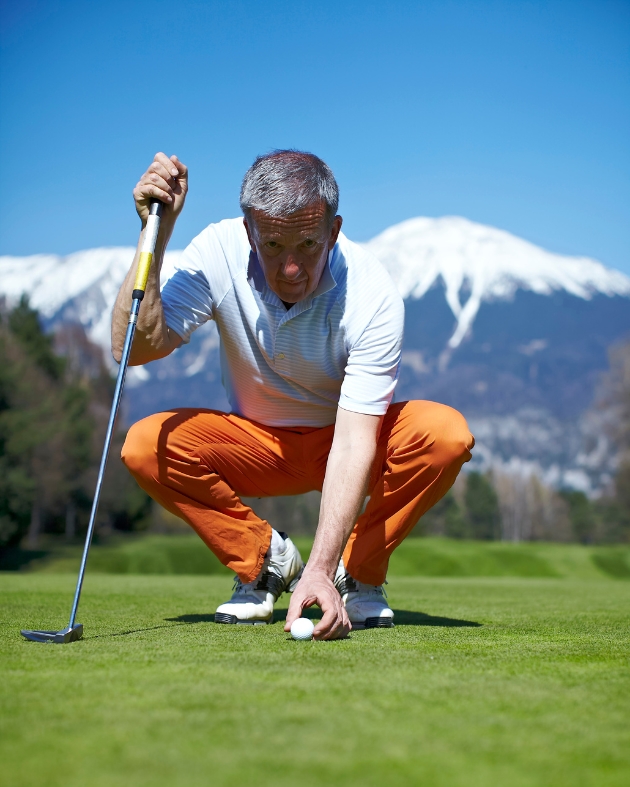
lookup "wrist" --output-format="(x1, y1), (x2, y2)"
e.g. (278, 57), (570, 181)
(302, 562), (336, 581)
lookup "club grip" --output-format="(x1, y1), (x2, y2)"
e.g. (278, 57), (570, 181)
(132, 201), (163, 300)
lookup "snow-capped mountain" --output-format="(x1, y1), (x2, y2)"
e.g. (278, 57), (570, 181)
(0, 247), (183, 360)
(2, 216), (629, 493)
(365, 216), (630, 352)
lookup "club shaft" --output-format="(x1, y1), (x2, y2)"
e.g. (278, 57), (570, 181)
(67, 200), (162, 629)
(68, 300), (140, 628)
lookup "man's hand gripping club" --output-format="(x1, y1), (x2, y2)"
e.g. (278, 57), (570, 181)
(111, 152), (187, 366)
(285, 408), (382, 641)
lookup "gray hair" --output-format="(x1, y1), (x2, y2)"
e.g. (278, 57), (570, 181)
(240, 150), (339, 227)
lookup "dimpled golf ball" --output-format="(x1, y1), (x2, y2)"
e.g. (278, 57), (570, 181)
(290, 617), (315, 640)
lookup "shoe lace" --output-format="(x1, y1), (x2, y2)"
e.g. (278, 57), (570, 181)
(231, 567), (285, 600)
(337, 573), (387, 598)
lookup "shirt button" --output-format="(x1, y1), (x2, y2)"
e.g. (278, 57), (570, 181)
(277, 353), (285, 360)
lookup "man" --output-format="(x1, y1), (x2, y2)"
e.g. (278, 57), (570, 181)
(115, 150), (473, 640)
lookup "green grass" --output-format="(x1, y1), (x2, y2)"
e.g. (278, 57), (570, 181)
(2, 555), (630, 786)
(9, 533), (630, 580)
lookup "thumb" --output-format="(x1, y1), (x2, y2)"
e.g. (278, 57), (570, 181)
(284, 596), (306, 632)
(284, 606), (300, 632)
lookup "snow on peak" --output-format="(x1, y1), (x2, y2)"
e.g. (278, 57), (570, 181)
(363, 216), (630, 349)
(0, 247), (182, 354)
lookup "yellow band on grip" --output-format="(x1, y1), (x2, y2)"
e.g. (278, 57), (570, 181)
(133, 251), (153, 293)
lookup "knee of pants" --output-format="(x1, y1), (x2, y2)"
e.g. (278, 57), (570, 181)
(404, 400), (474, 469)
(120, 415), (161, 480)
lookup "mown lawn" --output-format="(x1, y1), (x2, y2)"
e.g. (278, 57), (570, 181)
(6, 533), (630, 580)
(1, 540), (629, 787)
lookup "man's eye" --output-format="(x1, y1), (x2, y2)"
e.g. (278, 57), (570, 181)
(266, 241), (279, 249)
(303, 239), (316, 248)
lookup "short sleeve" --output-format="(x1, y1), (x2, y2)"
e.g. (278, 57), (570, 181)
(338, 284), (404, 416)
(160, 237), (214, 344)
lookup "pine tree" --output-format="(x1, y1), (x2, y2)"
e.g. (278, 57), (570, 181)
(465, 471), (501, 540)
(0, 298), (151, 552)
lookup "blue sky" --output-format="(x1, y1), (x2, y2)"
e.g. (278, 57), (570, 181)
(1, 0), (628, 271)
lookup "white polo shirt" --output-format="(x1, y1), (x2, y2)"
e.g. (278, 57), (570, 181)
(160, 218), (404, 428)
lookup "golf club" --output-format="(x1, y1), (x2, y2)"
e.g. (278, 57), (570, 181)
(21, 200), (163, 644)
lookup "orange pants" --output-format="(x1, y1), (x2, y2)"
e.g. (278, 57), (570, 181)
(121, 401), (474, 585)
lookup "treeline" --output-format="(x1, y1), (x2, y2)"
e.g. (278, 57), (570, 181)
(0, 298), (150, 552)
(418, 470), (629, 544)
(245, 464), (630, 544)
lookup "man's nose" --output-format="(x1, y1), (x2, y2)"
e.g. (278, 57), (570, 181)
(281, 254), (302, 280)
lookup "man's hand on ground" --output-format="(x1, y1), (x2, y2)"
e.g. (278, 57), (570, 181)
(285, 569), (351, 641)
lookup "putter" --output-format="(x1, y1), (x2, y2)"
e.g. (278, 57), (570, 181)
(21, 200), (163, 644)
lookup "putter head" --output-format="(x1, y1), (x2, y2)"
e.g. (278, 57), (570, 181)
(20, 624), (83, 644)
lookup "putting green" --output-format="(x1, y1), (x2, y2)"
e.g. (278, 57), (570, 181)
(1, 570), (629, 787)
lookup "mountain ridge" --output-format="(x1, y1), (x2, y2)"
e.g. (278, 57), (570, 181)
(363, 216), (630, 351)
(2, 216), (628, 361)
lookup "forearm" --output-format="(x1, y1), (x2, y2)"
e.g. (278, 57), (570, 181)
(306, 409), (381, 578)
(307, 447), (374, 577)
(286, 408), (381, 639)
(111, 221), (179, 365)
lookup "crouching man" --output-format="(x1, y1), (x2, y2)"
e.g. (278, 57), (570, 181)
(113, 150), (474, 640)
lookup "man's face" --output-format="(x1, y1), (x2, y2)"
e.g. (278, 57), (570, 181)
(244, 203), (342, 305)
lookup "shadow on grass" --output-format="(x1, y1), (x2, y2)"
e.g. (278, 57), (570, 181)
(276, 609), (481, 627)
(91, 624), (182, 638)
(166, 610), (481, 627)
(88, 609), (481, 638)
(391, 610), (481, 627)
(165, 614), (215, 624)
(0, 547), (50, 571)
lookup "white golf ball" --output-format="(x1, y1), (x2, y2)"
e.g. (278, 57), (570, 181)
(290, 617), (315, 641)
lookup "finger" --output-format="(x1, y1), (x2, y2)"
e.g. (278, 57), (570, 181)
(284, 593), (313, 631)
(153, 151), (180, 179)
(319, 607), (351, 640)
(170, 154), (188, 177)
(314, 591), (351, 640)
(148, 160), (177, 184)
(134, 182), (173, 204)
(284, 597), (303, 631)
(143, 172), (174, 198)
(313, 604), (341, 640)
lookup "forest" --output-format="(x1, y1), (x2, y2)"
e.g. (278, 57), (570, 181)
(0, 297), (150, 553)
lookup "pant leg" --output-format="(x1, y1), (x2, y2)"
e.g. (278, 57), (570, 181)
(121, 409), (324, 582)
(343, 400), (474, 585)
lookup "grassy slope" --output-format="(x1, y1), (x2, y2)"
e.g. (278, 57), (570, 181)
(2, 568), (629, 787)
(18, 534), (630, 580)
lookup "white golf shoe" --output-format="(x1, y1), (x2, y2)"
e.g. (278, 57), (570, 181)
(214, 533), (304, 625)
(334, 560), (395, 629)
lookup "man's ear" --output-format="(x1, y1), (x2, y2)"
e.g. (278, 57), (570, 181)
(243, 218), (257, 253)
(327, 215), (343, 250)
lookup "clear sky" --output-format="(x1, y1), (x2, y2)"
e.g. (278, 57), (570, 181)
(1, 0), (628, 271)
